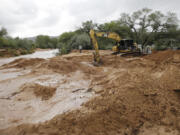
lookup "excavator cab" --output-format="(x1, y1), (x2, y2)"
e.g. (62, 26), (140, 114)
(112, 39), (136, 54)
(118, 39), (134, 50)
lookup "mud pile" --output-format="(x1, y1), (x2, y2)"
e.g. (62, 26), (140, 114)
(144, 50), (180, 64)
(2, 58), (45, 68)
(36, 57), (82, 74)
(21, 83), (56, 100)
(2, 56), (98, 75)
(33, 57), (100, 75)
(0, 50), (180, 135)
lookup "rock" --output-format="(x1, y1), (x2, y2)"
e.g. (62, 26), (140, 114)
(93, 86), (104, 94)
(173, 54), (180, 63)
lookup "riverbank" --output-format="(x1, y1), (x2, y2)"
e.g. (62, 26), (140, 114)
(0, 49), (58, 66)
(0, 48), (35, 58)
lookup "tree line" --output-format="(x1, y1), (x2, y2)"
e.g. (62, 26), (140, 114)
(0, 8), (180, 56)
(58, 8), (180, 53)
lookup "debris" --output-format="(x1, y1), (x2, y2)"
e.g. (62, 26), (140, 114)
(72, 88), (85, 93)
(21, 83), (57, 100)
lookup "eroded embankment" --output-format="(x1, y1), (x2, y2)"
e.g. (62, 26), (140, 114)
(0, 50), (180, 135)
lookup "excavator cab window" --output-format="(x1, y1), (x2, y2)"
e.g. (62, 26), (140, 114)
(126, 40), (134, 50)
(103, 33), (108, 37)
(118, 39), (134, 50)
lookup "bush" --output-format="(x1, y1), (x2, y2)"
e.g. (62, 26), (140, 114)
(69, 33), (91, 49)
(56, 43), (71, 55)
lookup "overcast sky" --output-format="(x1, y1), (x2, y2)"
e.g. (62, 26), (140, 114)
(0, 0), (180, 37)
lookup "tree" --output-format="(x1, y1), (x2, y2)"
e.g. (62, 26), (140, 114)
(97, 21), (132, 38)
(120, 8), (179, 47)
(35, 35), (58, 49)
(0, 37), (9, 48)
(50, 38), (58, 48)
(58, 32), (75, 44)
(79, 20), (97, 33)
(69, 33), (92, 49)
(0, 27), (7, 37)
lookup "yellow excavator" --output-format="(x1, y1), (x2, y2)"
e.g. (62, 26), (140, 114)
(89, 29), (140, 64)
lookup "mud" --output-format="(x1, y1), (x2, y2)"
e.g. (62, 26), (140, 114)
(20, 83), (56, 100)
(1, 58), (45, 69)
(0, 50), (180, 135)
(0, 71), (94, 129)
(0, 49), (58, 66)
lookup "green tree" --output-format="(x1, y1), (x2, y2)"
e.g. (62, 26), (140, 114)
(0, 37), (9, 48)
(0, 27), (7, 37)
(0, 27), (8, 48)
(120, 8), (179, 47)
(35, 35), (58, 49)
(79, 20), (97, 33)
(69, 33), (92, 49)
(97, 21), (132, 38)
(50, 38), (58, 48)
(58, 32), (75, 44)
(57, 32), (76, 54)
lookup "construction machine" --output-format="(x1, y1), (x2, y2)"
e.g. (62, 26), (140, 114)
(89, 29), (141, 64)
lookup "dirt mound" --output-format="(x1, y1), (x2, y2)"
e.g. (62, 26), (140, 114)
(141, 50), (180, 73)
(3, 58), (45, 68)
(35, 57), (99, 75)
(37, 57), (81, 74)
(21, 83), (56, 100)
(143, 50), (180, 64)
(2, 56), (98, 75)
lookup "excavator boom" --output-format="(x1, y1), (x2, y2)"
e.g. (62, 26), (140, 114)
(95, 32), (121, 42)
(90, 29), (123, 64)
(89, 30), (101, 64)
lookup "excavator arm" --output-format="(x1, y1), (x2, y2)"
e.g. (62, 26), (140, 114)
(95, 32), (121, 42)
(89, 29), (122, 64)
(89, 29), (101, 64)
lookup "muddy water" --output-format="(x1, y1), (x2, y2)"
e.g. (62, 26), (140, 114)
(0, 49), (58, 81)
(0, 50), (95, 129)
(0, 71), (94, 129)
(0, 49), (58, 66)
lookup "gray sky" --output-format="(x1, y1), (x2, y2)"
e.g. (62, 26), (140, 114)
(0, 0), (180, 37)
